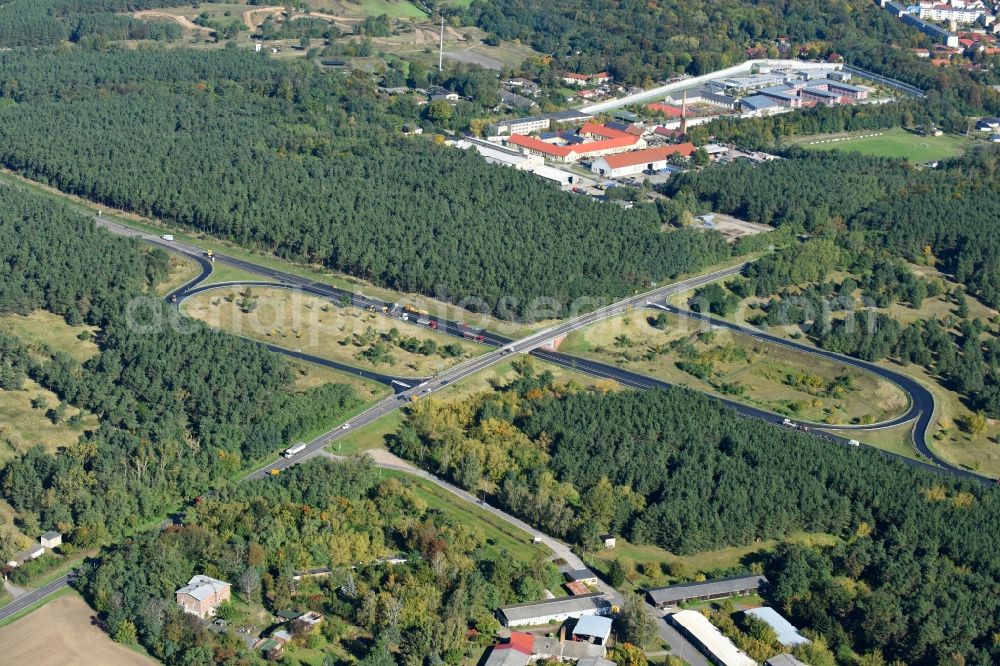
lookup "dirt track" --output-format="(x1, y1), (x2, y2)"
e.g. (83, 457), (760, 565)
(0, 594), (155, 666)
(242, 5), (285, 31)
(133, 10), (212, 33)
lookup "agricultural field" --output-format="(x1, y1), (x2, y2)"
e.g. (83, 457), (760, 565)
(0, 593), (156, 665)
(182, 286), (486, 377)
(560, 312), (909, 426)
(795, 127), (970, 162)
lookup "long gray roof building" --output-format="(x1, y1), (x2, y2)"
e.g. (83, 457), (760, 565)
(497, 593), (612, 627)
(645, 574), (769, 607)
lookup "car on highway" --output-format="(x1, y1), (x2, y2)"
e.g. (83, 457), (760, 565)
(161, 234), (174, 241)
(341, 423), (351, 430)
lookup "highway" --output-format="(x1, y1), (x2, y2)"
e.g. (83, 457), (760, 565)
(94, 211), (984, 482)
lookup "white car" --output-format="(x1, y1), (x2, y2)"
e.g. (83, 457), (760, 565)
(341, 423), (351, 430)
(161, 234), (174, 241)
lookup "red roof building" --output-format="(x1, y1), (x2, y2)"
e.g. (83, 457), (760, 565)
(579, 122), (631, 140)
(646, 102), (684, 117)
(506, 133), (644, 163)
(590, 143), (696, 177)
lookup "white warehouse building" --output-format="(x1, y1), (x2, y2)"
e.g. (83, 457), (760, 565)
(668, 610), (757, 666)
(497, 593), (612, 627)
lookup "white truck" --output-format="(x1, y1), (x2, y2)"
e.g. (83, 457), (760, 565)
(284, 442), (306, 458)
(848, 439), (861, 447)
(161, 234), (174, 241)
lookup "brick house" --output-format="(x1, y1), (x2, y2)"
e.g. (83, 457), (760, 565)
(175, 575), (231, 619)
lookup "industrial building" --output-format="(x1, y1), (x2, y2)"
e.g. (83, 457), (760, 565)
(453, 139), (543, 170)
(490, 114), (552, 136)
(743, 607), (810, 647)
(497, 593), (612, 627)
(590, 143), (696, 177)
(506, 132), (645, 163)
(645, 574), (769, 608)
(668, 610), (757, 666)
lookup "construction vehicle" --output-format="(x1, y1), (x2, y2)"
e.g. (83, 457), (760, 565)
(381, 305), (389, 314)
(366, 305), (377, 313)
(409, 395), (420, 402)
(269, 468), (281, 476)
(404, 304), (429, 315)
(204, 250), (214, 260)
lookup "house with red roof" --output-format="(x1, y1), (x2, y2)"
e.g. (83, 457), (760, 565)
(590, 143), (696, 177)
(483, 633), (534, 666)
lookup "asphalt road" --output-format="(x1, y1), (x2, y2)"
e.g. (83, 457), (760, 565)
(655, 304), (986, 481)
(0, 573), (72, 623)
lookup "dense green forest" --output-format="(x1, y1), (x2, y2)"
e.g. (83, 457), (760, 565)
(464, 0), (1000, 119)
(463, 0), (905, 81)
(663, 150), (1000, 308)
(76, 456), (561, 665)
(0, 184), (362, 548)
(394, 367), (1000, 664)
(0, 47), (728, 318)
(0, 0), (186, 46)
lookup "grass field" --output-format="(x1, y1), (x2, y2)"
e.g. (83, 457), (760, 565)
(588, 532), (840, 592)
(560, 312), (908, 426)
(198, 262), (265, 287)
(0, 312), (100, 464)
(0, 311), (98, 363)
(154, 252), (201, 296)
(797, 127), (969, 162)
(289, 359), (390, 402)
(386, 470), (541, 561)
(0, 592), (155, 664)
(722, 263), (1000, 477)
(0, 378), (98, 465)
(183, 286), (486, 377)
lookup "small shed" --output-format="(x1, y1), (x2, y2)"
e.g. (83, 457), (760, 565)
(40, 531), (62, 549)
(600, 535), (617, 549)
(572, 615), (613, 645)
